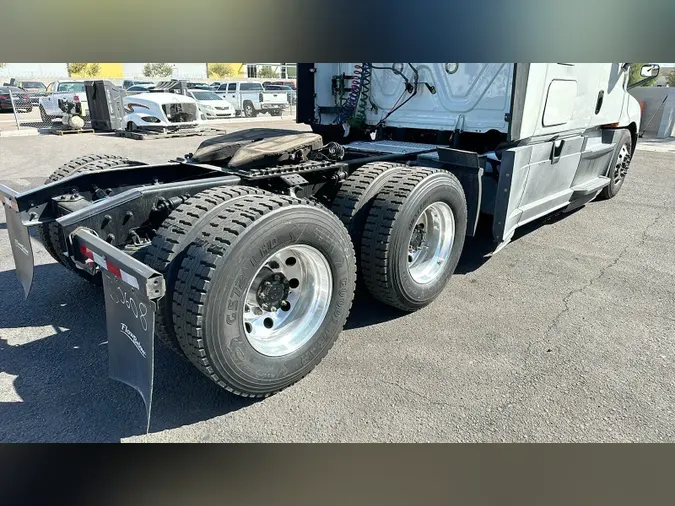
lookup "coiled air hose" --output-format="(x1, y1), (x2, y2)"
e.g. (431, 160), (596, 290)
(333, 63), (371, 126)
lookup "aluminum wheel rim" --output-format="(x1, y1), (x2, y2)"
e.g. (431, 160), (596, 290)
(613, 144), (631, 185)
(242, 244), (333, 357)
(407, 202), (455, 284)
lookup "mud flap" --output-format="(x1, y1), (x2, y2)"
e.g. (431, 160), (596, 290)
(102, 271), (157, 431)
(72, 229), (165, 432)
(1, 189), (34, 299)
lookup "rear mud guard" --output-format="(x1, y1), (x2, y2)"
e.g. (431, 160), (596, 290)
(1, 185), (34, 299)
(3, 184), (166, 431)
(73, 230), (165, 431)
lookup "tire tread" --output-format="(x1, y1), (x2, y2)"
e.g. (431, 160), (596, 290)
(172, 194), (356, 397)
(144, 185), (268, 354)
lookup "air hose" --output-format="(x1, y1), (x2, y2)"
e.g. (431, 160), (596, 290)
(334, 63), (371, 126)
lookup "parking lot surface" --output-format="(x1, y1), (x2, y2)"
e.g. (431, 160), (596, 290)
(1, 122), (674, 442)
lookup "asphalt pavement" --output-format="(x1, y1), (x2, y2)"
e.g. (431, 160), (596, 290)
(0, 122), (674, 442)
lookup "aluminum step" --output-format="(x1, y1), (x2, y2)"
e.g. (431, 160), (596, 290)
(571, 176), (610, 197)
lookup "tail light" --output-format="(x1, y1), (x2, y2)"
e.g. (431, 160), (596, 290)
(0, 94), (9, 100)
(259, 92), (264, 102)
(73, 95), (80, 103)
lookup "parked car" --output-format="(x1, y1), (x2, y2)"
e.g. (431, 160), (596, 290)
(187, 90), (235, 119)
(270, 80), (297, 91)
(123, 91), (201, 132)
(126, 84), (156, 95)
(215, 81), (288, 117)
(13, 80), (48, 105)
(0, 86), (33, 112)
(263, 84), (296, 105)
(39, 80), (88, 123)
(122, 79), (154, 90)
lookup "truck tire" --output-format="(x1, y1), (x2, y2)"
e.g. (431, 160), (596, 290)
(243, 101), (257, 118)
(172, 194), (357, 397)
(360, 167), (468, 311)
(36, 155), (137, 282)
(598, 129), (632, 200)
(36, 153), (129, 257)
(145, 185), (269, 355)
(331, 161), (408, 263)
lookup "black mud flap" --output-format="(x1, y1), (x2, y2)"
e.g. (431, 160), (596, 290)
(71, 229), (165, 432)
(1, 186), (34, 299)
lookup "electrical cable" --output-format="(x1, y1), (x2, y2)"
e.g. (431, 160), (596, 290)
(372, 63), (421, 130)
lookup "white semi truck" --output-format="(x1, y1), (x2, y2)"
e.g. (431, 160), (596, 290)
(0, 63), (658, 420)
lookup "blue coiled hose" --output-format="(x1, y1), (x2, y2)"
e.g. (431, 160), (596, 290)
(333, 63), (371, 125)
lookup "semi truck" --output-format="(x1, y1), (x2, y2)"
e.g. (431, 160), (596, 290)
(1, 63), (659, 420)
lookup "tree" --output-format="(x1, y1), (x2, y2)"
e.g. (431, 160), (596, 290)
(67, 63), (101, 77)
(0, 63), (6, 69)
(67, 63), (88, 76)
(666, 70), (675, 87)
(143, 63), (175, 78)
(208, 63), (235, 78)
(286, 66), (297, 78)
(87, 63), (101, 77)
(257, 65), (278, 79)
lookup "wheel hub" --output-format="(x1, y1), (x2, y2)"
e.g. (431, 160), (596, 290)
(613, 144), (631, 185)
(256, 273), (290, 312)
(407, 202), (456, 285)
(242, 244), (333, 357)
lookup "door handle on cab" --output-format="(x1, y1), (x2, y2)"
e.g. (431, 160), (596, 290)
(551, 139), (565, 164)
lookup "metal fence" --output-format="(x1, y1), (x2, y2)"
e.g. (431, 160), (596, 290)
(2, 89), (71, 131)
(1, 86), (296, 134)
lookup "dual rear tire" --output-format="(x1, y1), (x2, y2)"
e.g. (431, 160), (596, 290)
(332, 162), (468, 311)
(156, 193), (357, 397)
(41, 158), (465, 398)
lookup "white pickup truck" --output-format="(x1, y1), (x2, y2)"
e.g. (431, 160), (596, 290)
(38, 80), (89, 123)
(215, 81), (288, 117)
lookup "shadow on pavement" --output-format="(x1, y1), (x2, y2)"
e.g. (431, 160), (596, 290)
(0, 263), (256, 442)
(0, 204), (587, 442)
(454, 207), (585, 274)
